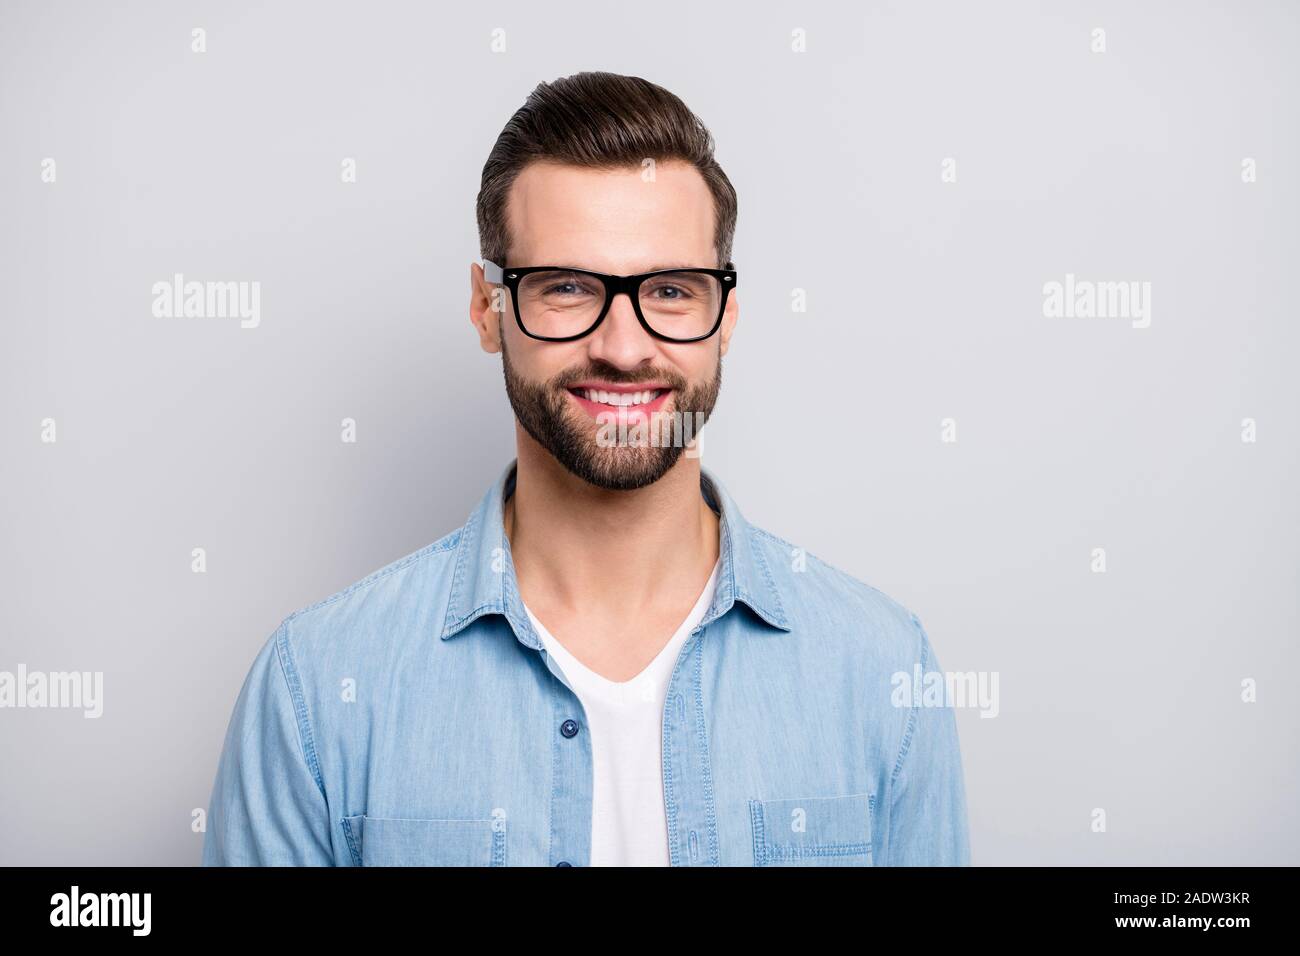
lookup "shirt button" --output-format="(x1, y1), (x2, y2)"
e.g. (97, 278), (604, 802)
(555, 860), (572, 867)
(560, 718), (579, 738)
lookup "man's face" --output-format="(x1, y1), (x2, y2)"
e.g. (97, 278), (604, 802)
(471, 159), (738, 491)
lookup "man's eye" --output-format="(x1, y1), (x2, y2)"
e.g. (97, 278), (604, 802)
(545, 282), (590, 296)
(651, 285), (691, 299)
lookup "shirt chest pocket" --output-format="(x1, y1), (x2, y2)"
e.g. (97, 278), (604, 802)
(748, 791), (875, 866)
(341, 813), (507, 866)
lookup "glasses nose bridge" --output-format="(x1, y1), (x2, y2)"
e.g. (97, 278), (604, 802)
(603, 272), (643, 308)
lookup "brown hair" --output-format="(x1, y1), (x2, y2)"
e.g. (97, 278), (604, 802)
(476, 71), (737, 270)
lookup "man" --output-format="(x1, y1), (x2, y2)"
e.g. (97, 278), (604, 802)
(202, 71), (970, 867)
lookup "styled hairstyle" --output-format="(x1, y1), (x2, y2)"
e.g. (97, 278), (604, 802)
(476, 71), (737, 271)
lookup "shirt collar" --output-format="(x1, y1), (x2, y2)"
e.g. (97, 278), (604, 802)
(439, 459), (792, 646)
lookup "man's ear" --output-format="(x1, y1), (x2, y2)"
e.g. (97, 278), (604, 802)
(718, 289), (739, 357)
(469, 262), (503, 354)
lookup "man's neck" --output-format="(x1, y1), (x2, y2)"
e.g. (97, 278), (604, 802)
(504, 430), (721, 626)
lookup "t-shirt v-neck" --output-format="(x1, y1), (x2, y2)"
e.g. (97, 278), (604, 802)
(525, 558), (719, 694)
(521, 558), (720, 866)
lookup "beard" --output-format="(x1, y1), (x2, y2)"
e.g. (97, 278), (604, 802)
(501, 337), (722, 492)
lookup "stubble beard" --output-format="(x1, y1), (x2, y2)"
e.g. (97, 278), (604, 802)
(501, 336), (722, 492)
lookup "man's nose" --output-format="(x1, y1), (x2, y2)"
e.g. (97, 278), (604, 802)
(585, 292), (657, 367)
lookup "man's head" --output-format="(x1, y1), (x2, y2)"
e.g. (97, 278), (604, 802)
(470, 72), (739, 491)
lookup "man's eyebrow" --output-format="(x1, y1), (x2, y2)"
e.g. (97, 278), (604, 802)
(599, 262), (707, 273)
(547, 261), (712, 273)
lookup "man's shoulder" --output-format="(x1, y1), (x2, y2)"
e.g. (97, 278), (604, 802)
(744, 522), (930, 661)
(277, 526), (465, 651)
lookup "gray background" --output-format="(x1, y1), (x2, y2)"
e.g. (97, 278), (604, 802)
(1, 0), (1296, 865)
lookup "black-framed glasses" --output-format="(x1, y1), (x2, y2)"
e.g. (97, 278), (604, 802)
(483, 259), (736, 343)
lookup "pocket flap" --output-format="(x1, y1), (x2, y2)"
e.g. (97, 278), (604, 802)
(749, 791), (874, 866)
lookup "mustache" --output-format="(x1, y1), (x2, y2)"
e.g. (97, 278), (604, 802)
(553, 368), (687, 390)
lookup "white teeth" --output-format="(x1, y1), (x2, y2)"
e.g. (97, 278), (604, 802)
(582, 388), (662, 406)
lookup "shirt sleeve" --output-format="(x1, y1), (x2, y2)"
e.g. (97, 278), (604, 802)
(201, 619), (335, 865)
(885, 615), (972, 866)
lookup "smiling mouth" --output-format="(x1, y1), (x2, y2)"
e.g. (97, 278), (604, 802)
(567, 387), (666, 408)
(565, 386), (674, 417)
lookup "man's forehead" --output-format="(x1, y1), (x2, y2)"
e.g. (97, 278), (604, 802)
(506, 159), (714, 267)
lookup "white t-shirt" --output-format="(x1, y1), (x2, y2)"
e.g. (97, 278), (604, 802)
(522, 559), (720, 867)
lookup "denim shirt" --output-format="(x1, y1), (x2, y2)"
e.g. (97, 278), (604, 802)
(201, 460), (970, 866)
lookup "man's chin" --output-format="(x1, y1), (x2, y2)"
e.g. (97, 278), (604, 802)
(555, 435), (686, 491)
